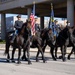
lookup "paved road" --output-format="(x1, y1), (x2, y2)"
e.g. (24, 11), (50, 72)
(0, 49), (75, 75)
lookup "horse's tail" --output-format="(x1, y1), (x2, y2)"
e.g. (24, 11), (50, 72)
(4, 47), (8, 55)
(4, 42), (10, 55)
(4, 32), (12, 55)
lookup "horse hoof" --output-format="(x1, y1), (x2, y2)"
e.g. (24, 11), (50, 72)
(36, 59), (39, 62)
(21, 56), (28, 61)
(62, 58), (66, 62)
(11, 60), (15, 63)
(25, 59), (28, 61)
(67, 56), (70, 60)
(28, 61), (32, 65)
(55, 56), (57, 58)
(21, 56), (25, 60)
(53, 58), (57, 61)
(43, 60), (47, 63)
(59, 56), (62, 59)
(6, 59), (10, 62)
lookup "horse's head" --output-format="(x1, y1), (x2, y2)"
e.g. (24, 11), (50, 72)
(26, 19), (31, 30)
(47, 28), (55, 42)
(48, 28), (53, 34)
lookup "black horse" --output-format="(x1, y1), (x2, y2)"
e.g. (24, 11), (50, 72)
(22, 30), (46, 63)
(36, 28), (56, 61)
(41, 27), (71, 61)
(5, 21), (32, 64)
(67, 28), (75, 60)
(54, 26), (71, 61)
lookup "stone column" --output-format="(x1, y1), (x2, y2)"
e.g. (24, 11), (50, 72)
(40, 16), (44, 29)
(1, 14), (6, 40)
(67, 0), (74, 27)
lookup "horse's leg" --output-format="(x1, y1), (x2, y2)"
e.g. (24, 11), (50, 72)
(61, 45), (67, 61)
(68, 47), (74, 60)
(5, 43), (10, 62)
(7, 53), (10, 62)
(42, 44), (47, 53)
(50, 46), (56, 61)
(36, 50), (40, 62)
(17, 47), (21, 64)
(61, 45), (66, 62)
(26, 43), (32, 65)
(40, 50), (46, 63)
(42, 44), (47, 60)
(55, 46), (58, 58)
(22, 48), (28, 61)
(48, 42), (56, 61)
(11, 47), (16, 63)
(59, 46), (63, 59)
(37, 44), (46, 63)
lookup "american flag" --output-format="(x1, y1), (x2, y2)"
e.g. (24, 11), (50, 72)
(30, 2), (35, 35)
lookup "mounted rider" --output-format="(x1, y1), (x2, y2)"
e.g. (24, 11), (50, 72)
(11, 14), (23, 43)
(35, 17), (41, 37)
(53, 20), (61, 37)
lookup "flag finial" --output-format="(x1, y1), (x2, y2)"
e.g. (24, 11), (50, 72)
(33, 1), (35, 4)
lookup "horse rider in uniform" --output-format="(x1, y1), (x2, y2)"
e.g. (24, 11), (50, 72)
(35, 17), (40, 32)
(11, 14), (23, 43)
(51, 20), (60, 45)
(35, 17), (41, 37)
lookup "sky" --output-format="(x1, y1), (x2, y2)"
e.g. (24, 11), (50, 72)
(6, 14), (62, 19)
(0, 14), (65, 21)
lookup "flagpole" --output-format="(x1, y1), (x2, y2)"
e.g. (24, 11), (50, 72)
(51, 3), (54, 33)
(33, 1), (35, 16)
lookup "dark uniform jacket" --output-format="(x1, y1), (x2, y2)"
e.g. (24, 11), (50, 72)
(35, 24), (40, 32)
(14, 20), (23, 33)
(14, 20), (23, 29)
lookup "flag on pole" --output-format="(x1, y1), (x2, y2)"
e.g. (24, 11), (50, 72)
(48, 3), (54, 32)
(30, 2), (35, 35)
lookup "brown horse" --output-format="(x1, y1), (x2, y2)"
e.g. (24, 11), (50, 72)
(5, 21), (32, 64)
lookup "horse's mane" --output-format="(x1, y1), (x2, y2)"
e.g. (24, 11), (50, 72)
(21, 22), (27, 30)
(40, 28), (53, 41)
(41, 28), (51, 34)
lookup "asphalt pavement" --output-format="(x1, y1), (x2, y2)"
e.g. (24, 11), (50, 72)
(0, 44), (75, 75)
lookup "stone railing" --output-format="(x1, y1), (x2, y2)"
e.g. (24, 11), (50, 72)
(0, 0), (15, 4)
